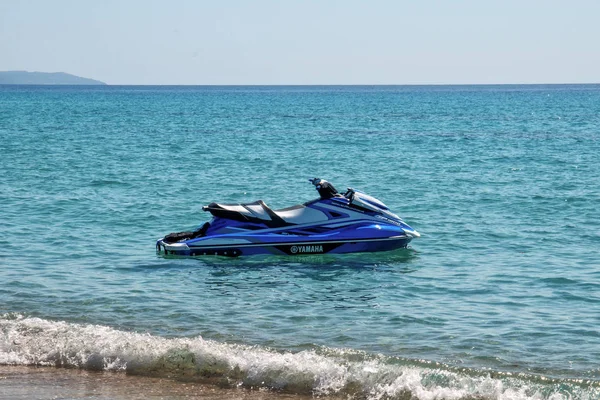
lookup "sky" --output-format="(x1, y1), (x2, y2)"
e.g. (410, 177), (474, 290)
(1, 0), (598, 85)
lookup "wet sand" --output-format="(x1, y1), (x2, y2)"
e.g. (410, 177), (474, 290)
(0, 366), (314, 400)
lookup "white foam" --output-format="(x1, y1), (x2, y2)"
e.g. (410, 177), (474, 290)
(1, 315), (597, 400)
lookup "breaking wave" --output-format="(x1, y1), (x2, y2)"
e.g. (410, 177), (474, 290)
(1, 315), (598, 400)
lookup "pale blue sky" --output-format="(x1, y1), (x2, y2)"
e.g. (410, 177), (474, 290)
(1, 0), (598, 85)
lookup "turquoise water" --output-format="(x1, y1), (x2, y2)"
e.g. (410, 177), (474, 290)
(1, 85), (599, 399)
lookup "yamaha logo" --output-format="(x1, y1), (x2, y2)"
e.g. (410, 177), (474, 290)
(290, 245), (323, 254)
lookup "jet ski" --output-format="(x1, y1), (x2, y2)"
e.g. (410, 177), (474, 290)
(156, 179), (420, 257)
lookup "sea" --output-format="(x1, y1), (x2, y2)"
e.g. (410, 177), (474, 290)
(0, 84), (599, 400)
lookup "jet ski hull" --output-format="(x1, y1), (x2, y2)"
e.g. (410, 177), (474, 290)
(157, 235), (413, 257)
(157, 223), (416, 257)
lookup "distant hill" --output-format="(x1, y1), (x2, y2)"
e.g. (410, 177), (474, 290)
(0, 71), (106, 85)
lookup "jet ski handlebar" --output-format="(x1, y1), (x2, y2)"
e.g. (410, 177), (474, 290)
(309, 178), (340, 199)
(309, 178), (355, 201)
(344, 187), (355, 201)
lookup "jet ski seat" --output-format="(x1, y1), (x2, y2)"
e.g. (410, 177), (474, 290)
(273, 204), (328, 225)
(203, 200), (327, 227)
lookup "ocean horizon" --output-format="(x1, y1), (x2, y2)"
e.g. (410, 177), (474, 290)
(3, 82), (599, 87)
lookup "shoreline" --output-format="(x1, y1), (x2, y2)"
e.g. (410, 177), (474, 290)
(0, 365), (314, 400)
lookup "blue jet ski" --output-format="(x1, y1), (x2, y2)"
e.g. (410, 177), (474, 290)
(156, 179), (420, 257)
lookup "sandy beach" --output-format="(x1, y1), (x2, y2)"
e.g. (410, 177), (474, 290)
(0, 366), (314, 400)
